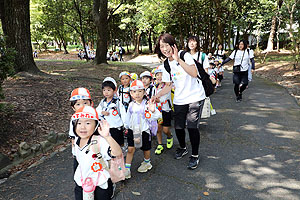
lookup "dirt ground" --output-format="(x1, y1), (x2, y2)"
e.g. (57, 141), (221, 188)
(0, 51), (299, 175)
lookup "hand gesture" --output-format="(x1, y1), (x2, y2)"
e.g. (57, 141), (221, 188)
(171, 44), (179, 62)
(102, 111), (110, 116)
(98, 120), (110, 138)
(148, 98), (156, 113)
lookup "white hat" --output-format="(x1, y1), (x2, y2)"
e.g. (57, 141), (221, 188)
(119, 71), (131, 78)
(140, 71), (152, 79)
(103, 77), (117, 88)
(130, 80), (145, 91)
(154, 65), (163, 74)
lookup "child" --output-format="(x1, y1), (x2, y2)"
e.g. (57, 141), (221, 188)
(124, 80), (161, 178)
(130, 73), (138, 81)
(208, 63), (217, 86)
(117, 71), (132, 112)
(69, 87), (93, 172)
(96, 77), (126, 146)
(72, 106), (122, 200)
(153, 66), (173, 155)
(214, 60), (224, 87)
(140, 71), (156, 99)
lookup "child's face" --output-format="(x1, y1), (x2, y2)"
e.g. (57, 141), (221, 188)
(120, 75), (131, 87)
(214, 61), (219, 66)
(73, 99), (91, 111)
(142, 77), (151, 87)
(155, 72), (163, 83)
(130, 89), (145, 103)
(75, 118), (96, 140)
(209, 64), (214, 69)
(188, 39), (197, 51)
(103, 86), (115, 99)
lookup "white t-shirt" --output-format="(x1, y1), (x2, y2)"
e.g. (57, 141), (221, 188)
(229, 50), (254, 72)
(214, 50), (225, 59)
(190, 52), (209, 69)
(74, 136), (111, 189)
(96, 98), (126, 128)
(156, 84), (172, 112)
(117, 86), (131, 106)
(162, 50), (206, 105)
(145, 84), (157, 99)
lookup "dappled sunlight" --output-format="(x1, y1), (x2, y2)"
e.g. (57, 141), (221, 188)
(240, 124), (260, 131)
(266, 128), (300, 139)
(201, 172), (224, 189)
(228, 154), (300, 199)
(241, 111), (268, 118)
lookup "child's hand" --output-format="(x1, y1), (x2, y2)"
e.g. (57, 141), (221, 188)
(98, 120), (110, 138)
(102, 111), (110, 116)
(148, 98), (156, 113)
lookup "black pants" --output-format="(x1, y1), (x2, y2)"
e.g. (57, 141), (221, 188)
(75, 179), (113, 200)
(233, 71), (248, 97)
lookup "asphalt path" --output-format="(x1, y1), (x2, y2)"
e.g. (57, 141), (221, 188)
(1, 71), (300, 200)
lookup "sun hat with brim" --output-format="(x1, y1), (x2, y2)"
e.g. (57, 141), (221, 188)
(140, 71), (152, 79)
(119, 71), (131, 79)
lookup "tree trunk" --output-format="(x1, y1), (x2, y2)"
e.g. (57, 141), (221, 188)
(235, 26), (240, 49)
(93, 0), (108, 64)
(148, 29), (152, 53)
(0, 0), (39, 73)
(276, 17), (281, 52)
(134, 33), (141, 56)
(266, 15), (276, 51)
(63, 41), (69, 54)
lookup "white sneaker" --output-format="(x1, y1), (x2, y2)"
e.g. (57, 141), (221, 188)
(137, 161), (152, 173)
(124, 168), (131, 179)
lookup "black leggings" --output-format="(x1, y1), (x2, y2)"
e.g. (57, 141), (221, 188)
(175, 128), (200, 156)
(75, 179), (113, 200)
(234, 84), (248, 97)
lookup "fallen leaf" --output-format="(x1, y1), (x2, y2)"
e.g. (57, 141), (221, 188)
(132, 191), (141, 196)
(203, 192), (209, 196)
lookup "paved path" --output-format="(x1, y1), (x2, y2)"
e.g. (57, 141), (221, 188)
(1, 71), (300, 200)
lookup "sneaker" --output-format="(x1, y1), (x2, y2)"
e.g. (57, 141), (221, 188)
(236, 95), (242, 102)
(155, 144), (164, 155)
(187, 156), (199, 170)
(166, 137), (173, 149)
(111, 183), (116, 198)
(175, 148), (188, 160)
(137, 161), (152, 173)
(124, 168), (131, 179)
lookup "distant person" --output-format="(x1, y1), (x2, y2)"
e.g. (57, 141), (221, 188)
(214, 44), (226, 61)
(186, 36), (209, 71)
(221, 40), (255, 102)
(118, 44), (125, 61)
(33, 50), (38, 58)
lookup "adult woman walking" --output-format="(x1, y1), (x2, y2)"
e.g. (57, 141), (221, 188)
(154, 33), (206, 170)
(186, 36), (209, 71)
(221, 40), (255, 102)
(214, 44), (226, 61)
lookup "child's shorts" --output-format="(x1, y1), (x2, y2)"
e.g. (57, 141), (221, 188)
(162, 110), (172, 127)
(110, 127), (124, 146)
(218, 74), (223, 81)
(127, 129), (151, 151)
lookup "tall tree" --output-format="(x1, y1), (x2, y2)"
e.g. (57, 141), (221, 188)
(0, 0), (39, 73)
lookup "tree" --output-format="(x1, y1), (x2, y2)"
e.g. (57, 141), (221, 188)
(0, 0), (39, 73)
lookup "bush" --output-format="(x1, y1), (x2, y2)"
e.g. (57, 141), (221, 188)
(0, 35), (15, 102)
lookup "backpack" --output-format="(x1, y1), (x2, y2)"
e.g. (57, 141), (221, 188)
(118, 86), (132, 111)
(120, 47), (125, 54)
(163, 51), (214, 97)
(128, 100), (158, 136)
(91, 136), (126, 183)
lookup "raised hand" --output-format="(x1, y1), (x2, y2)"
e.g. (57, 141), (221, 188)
(98, 120), (110, 138)
(171, 44), (179, 62)
(148, 98), (156, 113)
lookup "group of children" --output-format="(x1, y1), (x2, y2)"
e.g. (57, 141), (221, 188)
(68, 67), (174, 199)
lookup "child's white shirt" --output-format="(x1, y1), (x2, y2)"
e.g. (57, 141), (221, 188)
(156, 84), (172, 112)
(96, 98), (126, 128)
(117, 85), (131, 105)
(74, 136), (111, 189)
(124, 99), (161, 134)
(145, 84), (157, 99)
(207, 68), (216, 77)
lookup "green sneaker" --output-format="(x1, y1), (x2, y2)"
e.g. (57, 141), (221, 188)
(155, 144), (164, 155)
(166, 137), (173, 149)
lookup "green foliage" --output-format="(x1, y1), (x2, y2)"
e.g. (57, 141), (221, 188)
(0, 35), (15, 100)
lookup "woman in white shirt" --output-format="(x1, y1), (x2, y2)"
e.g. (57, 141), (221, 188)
(154, 33), (205, 170)
(186, 36), (209, 71)
(214, 44), (226, 61)
(221, 40), (255, 102)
